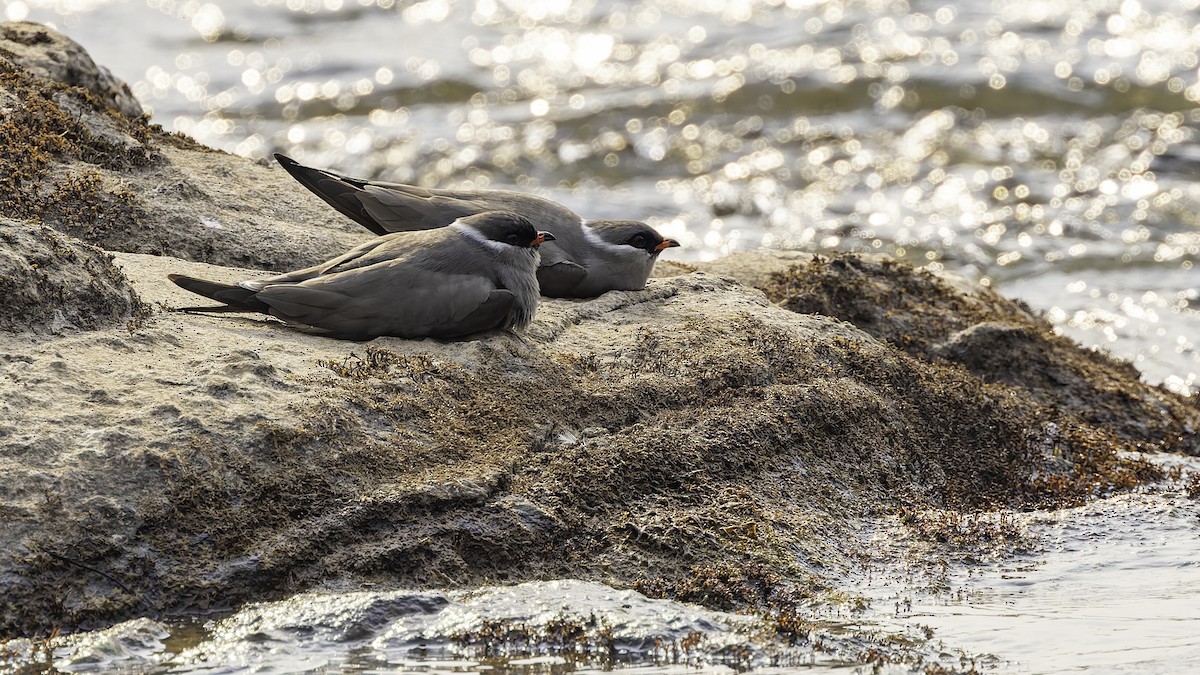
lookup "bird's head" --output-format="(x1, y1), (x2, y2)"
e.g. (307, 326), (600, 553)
(460, 211), (556, 250)
(583, 220), (680, 257)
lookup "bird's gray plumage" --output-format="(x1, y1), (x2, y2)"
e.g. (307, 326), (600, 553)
(274, 153), (679, 298)
(170, 212), (550, 340)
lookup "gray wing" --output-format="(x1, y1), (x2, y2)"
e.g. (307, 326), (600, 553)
(243, 230), (449, 290)
(255, 265), (511, 339)
(357, 185), (582, 236)
(534, 243), (587, 297)
(276, 153), (404, 236)
(274, 155), (583, 235)
(442, 289), (518, 337)
(357, 185), (489, 232)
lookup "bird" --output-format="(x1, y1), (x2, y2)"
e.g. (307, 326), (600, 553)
(273, 153), (680, 298)
(169, 211), (554, 340)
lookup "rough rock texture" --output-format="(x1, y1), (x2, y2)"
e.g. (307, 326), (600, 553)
(758, 255), (1200, 455)
(0, 22), (366, 272)
(0, 22), (1196, 644)
(0, 218), (149, 332)
(0, 252), (1169, 637)
(664, 252), (1200, 457)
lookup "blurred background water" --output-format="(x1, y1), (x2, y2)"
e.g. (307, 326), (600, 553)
(12, 0), (1199, 393)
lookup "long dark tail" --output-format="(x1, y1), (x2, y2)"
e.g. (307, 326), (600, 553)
(168, 274), (272, 313)
(274, 153), (390, 236)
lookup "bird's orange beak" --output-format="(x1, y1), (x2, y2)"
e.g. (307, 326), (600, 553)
(532, 231), (555, 247)
(654, 238), (680, 252)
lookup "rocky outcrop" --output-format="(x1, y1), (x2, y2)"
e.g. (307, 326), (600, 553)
(0, 250), (1176, 636)
(0, 22), (366, 272)
(0, 21), (1196, 642)
(664, 252), (1200, 457)
(0, 218), (149, 332)
(0, 21), (142, 118)
(758, 255), (1199, 455)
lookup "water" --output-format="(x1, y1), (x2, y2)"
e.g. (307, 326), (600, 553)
(19, 580), (922, 673)
(6, 0), (1200, 671)
(13, 0), (1200, 393)
(914, 493), (1200, 674)
(855, 462), (1200, 674)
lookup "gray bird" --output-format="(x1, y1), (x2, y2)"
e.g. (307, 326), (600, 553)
(274, 153), (679, 298)
(169, 211), (553, 340)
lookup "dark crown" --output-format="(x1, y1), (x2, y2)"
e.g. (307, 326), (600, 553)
(463, 211), (540, 247)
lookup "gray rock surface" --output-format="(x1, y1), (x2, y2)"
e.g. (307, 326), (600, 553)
(0, 21), (369, 272)
(0, 253), (1036, 636)
(0, 218), (148, 332)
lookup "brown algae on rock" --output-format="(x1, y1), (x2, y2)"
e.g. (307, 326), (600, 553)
(49, 272), (1140, 639)
(760, 254), (1199, 456)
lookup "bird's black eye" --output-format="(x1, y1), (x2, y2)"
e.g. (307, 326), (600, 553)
(629, 234), (647, 248)
(505, 233), (520, 245)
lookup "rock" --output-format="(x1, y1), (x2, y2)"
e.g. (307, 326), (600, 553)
(0, 23), (369, 272)
(0, 22), (143, 118)
(753, 253), (1200, 454)
(0, 250), (1166, 636)
(0, 218), (149, 332)
(0, 23), (1196, 642)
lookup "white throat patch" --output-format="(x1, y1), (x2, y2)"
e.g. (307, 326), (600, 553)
(451, 220), (512, 254)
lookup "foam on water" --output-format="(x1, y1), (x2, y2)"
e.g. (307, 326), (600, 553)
(35, 580), (924, 673)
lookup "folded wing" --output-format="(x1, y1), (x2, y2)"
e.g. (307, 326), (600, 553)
(256, 264), (514, 339)
(275, 153), (582, 236)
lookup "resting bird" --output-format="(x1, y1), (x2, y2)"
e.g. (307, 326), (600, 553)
(169, 211), (553, 340)
(274, 153), (679, 298)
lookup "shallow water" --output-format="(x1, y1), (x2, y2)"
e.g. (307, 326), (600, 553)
(912, 494), (1200, 674)
(852, 457), (1200, 674)
(19, 580), (924, 673)
(15, 0), (1200, 393)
